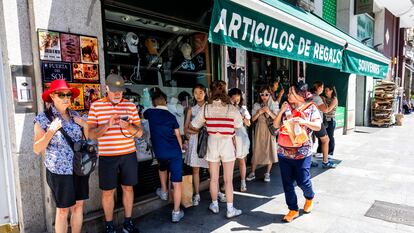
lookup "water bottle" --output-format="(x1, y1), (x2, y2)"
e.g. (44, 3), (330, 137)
(142, 88), (152, 109)
(285, 108), (292, 120)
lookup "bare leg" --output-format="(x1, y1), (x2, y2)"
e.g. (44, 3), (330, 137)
(238, 158), (246, 181)
(320, 136), (330, 163)
(159, 170), (168, 193)
(70, 201), (84, 233)
(55, 207), (69, 233)
(250, 163), (257, 175)
(222, 161), (235, 203)
(266, 163), (272, 174)
(172, 182), (182, 212)
(192, 167), (200, 194)
(121, 185), (134, 218)
(102, 189), (116, 221)
(209, 162), (220, 201)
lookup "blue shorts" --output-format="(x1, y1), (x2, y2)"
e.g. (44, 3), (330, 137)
(157, 155), (183, 183)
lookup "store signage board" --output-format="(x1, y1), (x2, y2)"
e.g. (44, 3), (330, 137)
(335, 106), (345, 128)
(208, 0), (344, 69)
(41, 61), (72, 82)
(342, 50), (388, 78)
(355, 0), (373, 15)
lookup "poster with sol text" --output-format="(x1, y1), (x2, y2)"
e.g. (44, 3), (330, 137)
(41, 61), (72, 82)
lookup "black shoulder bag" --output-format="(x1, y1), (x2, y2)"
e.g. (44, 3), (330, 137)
(45, 109), (97, 176)
(197, 105), (209, 159)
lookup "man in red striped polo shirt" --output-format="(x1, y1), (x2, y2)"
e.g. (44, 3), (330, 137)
(88, 74), (142, 233)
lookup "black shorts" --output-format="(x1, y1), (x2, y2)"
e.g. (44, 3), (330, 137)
(98, 152), (138, 190)
(157, 156), (183, 183)
(46, 169), (90, 208)
(314, 123), (328, 138)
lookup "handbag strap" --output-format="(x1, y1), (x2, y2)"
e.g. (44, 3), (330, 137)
(44, 108), (75, 149)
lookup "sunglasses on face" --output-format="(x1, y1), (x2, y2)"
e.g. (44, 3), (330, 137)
(260, 93), (270, 97)
(55, 92), (73, 99)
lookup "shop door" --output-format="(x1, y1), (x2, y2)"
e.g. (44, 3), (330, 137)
(355, 76), (366, 126)
(0, 46), (18, 226)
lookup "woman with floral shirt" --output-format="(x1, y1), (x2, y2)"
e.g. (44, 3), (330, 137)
(33, 80), (89, 233)
(273, 82), (321, 223)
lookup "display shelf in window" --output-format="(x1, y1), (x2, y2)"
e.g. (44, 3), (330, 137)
(107, 51), (132, 56)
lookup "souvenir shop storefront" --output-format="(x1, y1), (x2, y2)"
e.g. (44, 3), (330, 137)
(18, 0), (391, 231)
(98, 0), (390, 215)
(100, 0), (218, 206)
(209, 0), (390, 132)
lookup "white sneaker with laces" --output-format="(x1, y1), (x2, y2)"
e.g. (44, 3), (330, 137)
(226, 207), (242, 218)
(192, 194), (200, 206)
(209, 203), (219, 214)
(264, 173), (271, 183)
(246, 173), (256, 181)
(171, 209), (184, 223)
(156, 188), (168, 201)
(218, 192), (227, 203)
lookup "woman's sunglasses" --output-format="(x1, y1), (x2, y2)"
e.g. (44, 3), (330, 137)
(55, 92), (73, 99)
(260, 93), (270, 97)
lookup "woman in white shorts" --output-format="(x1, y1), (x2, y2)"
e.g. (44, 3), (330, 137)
(191, 81), (243, 219)
(229, 88), (251, 192)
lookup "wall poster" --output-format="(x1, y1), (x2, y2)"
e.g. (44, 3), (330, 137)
(38, 30), (62, 61)
(38, 29), (100, 111)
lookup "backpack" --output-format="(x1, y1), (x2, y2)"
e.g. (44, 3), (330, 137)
(277, 103), (313, 148)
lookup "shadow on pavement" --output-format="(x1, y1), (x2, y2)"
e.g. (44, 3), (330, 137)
(135, 161), (338, 233)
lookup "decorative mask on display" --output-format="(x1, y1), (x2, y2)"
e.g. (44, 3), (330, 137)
(126, 32), (139, 53)
(145, 38), (159, 55)
(180, 43), (192, 60)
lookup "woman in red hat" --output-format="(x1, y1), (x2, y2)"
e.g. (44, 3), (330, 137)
(33, 79), (89, 233)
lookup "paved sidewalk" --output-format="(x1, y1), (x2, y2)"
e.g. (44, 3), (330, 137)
(134, 115), (414, 233)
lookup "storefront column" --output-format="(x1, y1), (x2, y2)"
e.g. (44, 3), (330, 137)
(345, 74), (357, 133)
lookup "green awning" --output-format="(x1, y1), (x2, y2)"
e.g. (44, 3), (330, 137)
(342, 50), (389, 78)
(208, 0), (344, 69)
(208, 0), (390, 78)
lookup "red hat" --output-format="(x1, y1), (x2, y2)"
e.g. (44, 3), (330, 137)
(42, 79), (80, 103)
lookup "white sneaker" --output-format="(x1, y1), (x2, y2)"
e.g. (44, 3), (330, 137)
(264, 173), (271, 183)
(313, 153), (323, 158)
(240, 181), (247, 192)
(171, 209), (184, 223)
(209, 203), (219, 214)
(328, 154), (334, 159)
(218, 192), (227, 203)
(246, 173), (256, 181)
(156, 188), (168, 201)
(192, 194), (200, 206)
(226, 207), (242, 219)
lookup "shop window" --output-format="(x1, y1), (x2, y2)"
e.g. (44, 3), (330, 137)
(104, 10), (213, 201)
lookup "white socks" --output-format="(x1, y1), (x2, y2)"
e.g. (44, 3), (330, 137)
(227, 202), (234, 211)
(212, 200), (218, 206)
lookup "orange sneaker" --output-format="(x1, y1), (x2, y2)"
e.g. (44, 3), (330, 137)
(303, 199), (313, 213)
(283, 210), (299, 222)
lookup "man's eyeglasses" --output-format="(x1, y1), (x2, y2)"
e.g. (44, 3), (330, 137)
(55, 92), (73, 99)
(260, 93), (270, 97)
